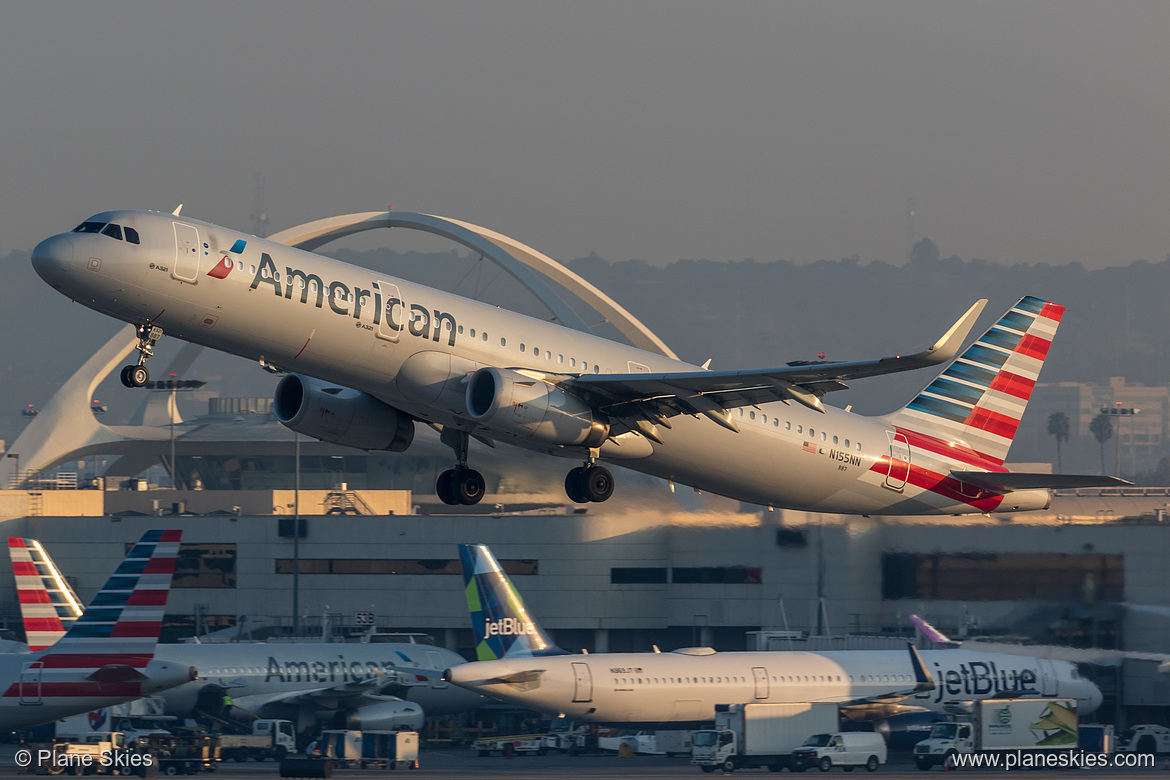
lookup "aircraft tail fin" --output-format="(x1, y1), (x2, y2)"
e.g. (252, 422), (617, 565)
(887, 296), (1062, 465)
(458, 543), (567, 661)
(8, 537), (85, 651)
(46, 530), (182, 667)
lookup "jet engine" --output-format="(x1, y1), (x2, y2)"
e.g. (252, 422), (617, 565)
(335, 700), (425, 732)
(465, 367), (609, 447)
(273, 374), (414, 451)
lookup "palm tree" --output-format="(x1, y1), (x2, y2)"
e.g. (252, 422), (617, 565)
(1047, 412), (1070, 473)
(1089, 414), (1113, 474)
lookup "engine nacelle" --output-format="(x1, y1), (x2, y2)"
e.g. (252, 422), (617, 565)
(338, 700), (424, 732)
(466, 367), (609, 448)
(274, 374), (414, 452)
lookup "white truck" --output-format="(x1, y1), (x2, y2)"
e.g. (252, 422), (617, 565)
(691, 702), (840, 773)
(1116, 724), (1170, 754)
(913, 698), (1078, 770)
(216, 718), (296, 761)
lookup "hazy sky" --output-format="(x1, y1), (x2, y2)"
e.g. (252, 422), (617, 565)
(3, 1), (1170, 268)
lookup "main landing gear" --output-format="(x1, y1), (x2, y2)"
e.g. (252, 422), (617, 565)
(119, 324), (163, 388)
(436, 428), (486, 506)
(565, 462), (614, 503)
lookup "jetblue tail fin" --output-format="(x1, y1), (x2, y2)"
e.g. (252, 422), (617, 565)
(47, 530), (182, 668)
(887, 296), (1061, 465)
(458, 543), (566, 661)
(9, 537), (84, 651)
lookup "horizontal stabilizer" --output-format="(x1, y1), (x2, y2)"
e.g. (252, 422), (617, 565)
(951, 471), (1132, 492)
(86, 664), (148, 683)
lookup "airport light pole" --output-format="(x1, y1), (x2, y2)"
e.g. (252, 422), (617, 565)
(293, 431), (301, 635)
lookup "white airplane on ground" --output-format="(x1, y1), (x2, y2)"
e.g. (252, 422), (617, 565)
(8, 538), (482, 734)
(31, 210), (1121, 513)
(0, 530), (194, 730)
(443, 544), (1102, 727)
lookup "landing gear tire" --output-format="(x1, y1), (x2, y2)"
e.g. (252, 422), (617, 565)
(565, 467), (589, 503)
(437, 469), (459, 505)
(454, 468), (485, 505)
(583, 465), (614, 502)
(120, 364), (149, 388)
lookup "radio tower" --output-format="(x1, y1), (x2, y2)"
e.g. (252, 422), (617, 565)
(250, 173), (270, 238)
(905, 196), (916, 264)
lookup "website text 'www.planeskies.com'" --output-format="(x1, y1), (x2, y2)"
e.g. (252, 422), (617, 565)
(951, 750), (1154, 770)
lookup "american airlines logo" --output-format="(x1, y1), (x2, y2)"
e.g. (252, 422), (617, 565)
(485, 617), (537, 637)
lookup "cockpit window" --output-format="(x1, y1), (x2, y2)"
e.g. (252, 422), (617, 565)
(102, 223), (123, 240)
(125, 226), (141, 245)
(73, 222), (105, 234)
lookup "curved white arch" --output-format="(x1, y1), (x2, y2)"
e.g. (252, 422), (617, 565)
(267, 211), (678, 359)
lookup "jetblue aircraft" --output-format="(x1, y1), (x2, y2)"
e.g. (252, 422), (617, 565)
(443, 544), (1102, 727)
(31, 210), (1121, 513)
(0, 530), (194, 730)
(8, 537), (482, 733)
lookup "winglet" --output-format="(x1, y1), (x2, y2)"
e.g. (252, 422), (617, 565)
(907, 642), (936, 693)
(910, 614), (952, 644)
(914, 299), (987, 365)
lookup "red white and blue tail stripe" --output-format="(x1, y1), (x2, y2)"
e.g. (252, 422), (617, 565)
(888, 296), (1062, 465)
(8, 537), (83, 651)
(45, 529), (181, 668)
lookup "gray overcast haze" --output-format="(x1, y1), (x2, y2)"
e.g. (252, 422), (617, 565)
(3, 0), (1170, 268)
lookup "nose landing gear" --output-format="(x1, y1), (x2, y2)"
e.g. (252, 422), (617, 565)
(565, 462), (614, 503)
(119, 325), (163, 388)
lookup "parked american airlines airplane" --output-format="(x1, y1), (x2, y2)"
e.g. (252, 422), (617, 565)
(443, 544), (1102, 727)
(0, 530), (195, 730)
(8, 538), (482, 732)
(31, 210), (1121, 513)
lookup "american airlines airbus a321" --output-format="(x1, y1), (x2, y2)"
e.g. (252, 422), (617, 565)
(31, 209), (1121, 513)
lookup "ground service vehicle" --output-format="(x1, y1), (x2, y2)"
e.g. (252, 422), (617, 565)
(473, 733), (546, 757)
(691, 702), (840, 773)
(1117, 724), (1170, 754)
(318, 729), (419, 769)
(35, 732), (151, 776)
(791, 732), (886, 772)
(913, 698), (1078, 770)
(217, 718), (296, 761)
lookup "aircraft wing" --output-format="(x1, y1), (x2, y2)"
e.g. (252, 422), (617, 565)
(950, 471), (1132, 492)
(566, 300), (986, 423)
(235, 678), (398, 712)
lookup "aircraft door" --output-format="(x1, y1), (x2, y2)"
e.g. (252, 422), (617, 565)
(375, 281), (403, 342)
(752, 667), (769, 699)
(426, 651), (448, 688)
(172, 222), (200, 282)
(1037, 660), (1058, 696)
(571, 662), (593, 703)
(885, 431), (911, 490)
(19, 661), (43, 705)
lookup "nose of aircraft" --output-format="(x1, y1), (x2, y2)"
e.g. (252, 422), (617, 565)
(31, 234), (74, 286)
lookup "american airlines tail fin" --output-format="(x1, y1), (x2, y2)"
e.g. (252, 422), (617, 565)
(887, 296), (1062, 465)
(9, 537), (84, 651)
(458, 543), (567, 661)
(46, 530), (182, 669)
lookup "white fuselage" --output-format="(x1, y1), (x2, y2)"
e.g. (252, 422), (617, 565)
(444, 649), (1102, 726)
(32, 210), (1047, 514)
(151, 642), (481, 719)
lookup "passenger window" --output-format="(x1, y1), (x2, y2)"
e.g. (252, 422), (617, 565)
(500, 337), (506, 347)
(809, 428), (815, 437)
(520, 344), (526, 352)
(102, 223), (123, 240)
(570, 358), (576, 367)
(832, 435), (838, 444)
(533, 347), (540, 357)
(458, 325), (464, 334)
(797, 425), (803, 434)
(558, 354), (564, 363)
(593, 365), (600, 373)
(749, 411), (756, 421)
(785, 421), (791, 430)
(470, 329), (476, 338)
(483, 332), (488, 341)
(124, 226), (140, 244)
(855, 442), (861, 451)
(821, 432), (826, 441)
(773, 419), (779, 427)
(844, 439), (850, 448)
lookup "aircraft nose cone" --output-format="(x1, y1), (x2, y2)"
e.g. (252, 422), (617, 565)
(31, 234), (75, 286)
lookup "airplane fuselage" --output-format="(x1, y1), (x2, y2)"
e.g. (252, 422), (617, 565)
(32, 210), (1050, 514)
(444, 648), (1101, 727)
(152, 642), (481, 722)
